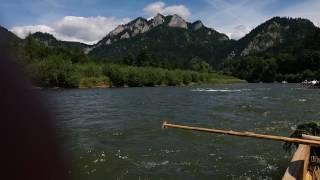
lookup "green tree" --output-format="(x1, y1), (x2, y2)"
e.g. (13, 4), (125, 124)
(102, 64), (128, 87)
(28, 54), (79, 87)
(136, 50), (152, 66)
(188, 57), (211, 72)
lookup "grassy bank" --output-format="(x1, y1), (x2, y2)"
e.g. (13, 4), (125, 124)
(102, 64), (244, 88)
(22, 50), (243, 88)
(19, 35), (244, 89)
(28, 60), (243, 88)
(208, 73), (246, 84)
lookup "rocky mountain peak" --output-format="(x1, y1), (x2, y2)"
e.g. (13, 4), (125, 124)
(238, 17), (316, 56)
(151, 13), (165, 27)
(168, 14), (188, 29)
(191, 20), (204, 31)
(109, 25), (125, 37)
(130, 18), (150, 36)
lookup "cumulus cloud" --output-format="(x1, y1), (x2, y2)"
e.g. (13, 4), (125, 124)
(230, 25), (251, 40)
(10, 16), (130, 44)
(197, 0), (320, 39)
(197, 0), (271, 39)
(11, 25), (54, 38)
(144, 1), (191, 19)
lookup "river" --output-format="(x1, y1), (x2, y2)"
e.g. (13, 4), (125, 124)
(45, 83), (320, 179)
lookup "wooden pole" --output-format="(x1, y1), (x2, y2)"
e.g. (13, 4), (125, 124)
(162, 121), (320, 146)
(302, 134), (320, 142)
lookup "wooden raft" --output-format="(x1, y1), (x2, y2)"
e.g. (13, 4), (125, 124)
(282, 134), (320, 180)
(162, 121), (320, 180)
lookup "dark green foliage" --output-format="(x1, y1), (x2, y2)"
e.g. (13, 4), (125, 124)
(283, 122), (320, 153)
(16, 34), (108, 88)
(136, 50), (152, 67)
(232, 49), (320, 82)
(89, 15), (231, 69)
(74, 62), (103, 78)
(30, 32), (89, 50)
(232, 56), (277, 82)
(165, 70), (182, 86)
(3, 15), (320, 85)
(102, 64), (128, 87)
(101, 64), (220, 87)
(230, 17), (320, 82)
(188, 57), (211, 72)
(182, 71), (192, 84)
(2, 29), (239, 88)
(10, 16), (320, 85)
(79, 77), (109, 88)
(27, 55), (79, 88)
(0, 25), (22, 54)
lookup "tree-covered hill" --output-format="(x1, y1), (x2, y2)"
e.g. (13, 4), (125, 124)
(0, 25), (242, 88)
(233, 17), (318, 56)
(229, 17), (320, 82)
(0, 25), (22, 52)
(30, 32), (89, 51)
(2, 15), (320, 85)
(88, 14), (234, 69)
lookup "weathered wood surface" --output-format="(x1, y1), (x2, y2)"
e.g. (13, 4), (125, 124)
(302, 134), (320, 142)
(282, 144), (310, 180)
(162, 121), (320, 146)
(305, 171), (313, 180)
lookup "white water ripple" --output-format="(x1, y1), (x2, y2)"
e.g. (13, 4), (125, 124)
(192, 88), (251, 92)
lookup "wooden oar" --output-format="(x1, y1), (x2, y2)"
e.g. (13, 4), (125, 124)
(162, 121), (320, 146)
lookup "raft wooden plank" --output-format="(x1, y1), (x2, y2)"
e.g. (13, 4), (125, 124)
(302, 134), (320, 142)
(162, 121), (320, 146)
(305, 171), (312, 180)
(282, 144), (310, 180)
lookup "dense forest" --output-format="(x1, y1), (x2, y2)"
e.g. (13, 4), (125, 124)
(11, 34), (240, 88)
(2, 15), (320, 86)
(227, 17), (320, 82)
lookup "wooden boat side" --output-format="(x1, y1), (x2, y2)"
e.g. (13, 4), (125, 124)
(283, 134), (320, 180)
(282, 144), (310, 180)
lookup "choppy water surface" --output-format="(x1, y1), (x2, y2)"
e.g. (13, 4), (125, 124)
(45, 84), (320, 179)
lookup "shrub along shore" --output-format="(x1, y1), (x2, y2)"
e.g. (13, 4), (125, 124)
(16, 35), (243, 89)
(28, 59), (243, 89)
(102, 64), (244, 88)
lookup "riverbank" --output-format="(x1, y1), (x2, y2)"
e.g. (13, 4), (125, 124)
(35, 76), (245, 89)
(32, 63), (245, 89)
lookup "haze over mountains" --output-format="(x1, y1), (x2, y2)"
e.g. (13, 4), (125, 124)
(1, 13), (320, 82)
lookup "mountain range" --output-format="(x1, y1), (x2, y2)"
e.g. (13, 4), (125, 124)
(1, 13), (320, 78)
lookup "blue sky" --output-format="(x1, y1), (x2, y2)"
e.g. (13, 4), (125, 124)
(1, 0), (319, 44)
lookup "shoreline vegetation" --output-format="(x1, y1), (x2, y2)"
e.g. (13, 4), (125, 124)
(17, 35), (244, 89)
(30, 63), (244, 89)
(3, 16), (320, 88)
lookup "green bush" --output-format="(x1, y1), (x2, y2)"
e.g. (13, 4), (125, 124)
(79, 76), (109, 88)
(102, 64), (128, 87)
(28, 55), (79, 88)
(74, 62), (103, 78)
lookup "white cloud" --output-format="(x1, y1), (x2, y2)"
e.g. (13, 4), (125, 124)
(144, 1), (191, 19)
(230, 25), (251, 40)
(197, 0), (272, 39)
(197, 0), (320, 39)
(9, 1), (320, 43)
(10, 16), (130, 44)
(11, 25), (54, 38)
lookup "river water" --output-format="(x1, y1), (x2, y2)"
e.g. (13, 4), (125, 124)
(45, 83), (320, 179)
